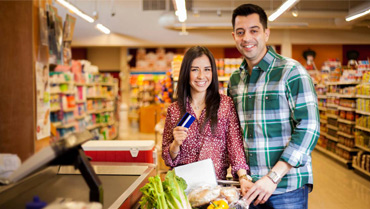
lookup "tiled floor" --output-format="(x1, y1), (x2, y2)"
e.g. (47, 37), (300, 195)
(118, 117), (370, 208)
(309, 150), (370, 209)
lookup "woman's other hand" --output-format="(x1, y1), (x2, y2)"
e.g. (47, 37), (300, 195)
(240, 178), (254, 196)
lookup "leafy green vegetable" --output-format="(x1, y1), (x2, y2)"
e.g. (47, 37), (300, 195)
(163, 170), (192, 209)
(139, 175), (167, 209)
(139, 170), (191, 209)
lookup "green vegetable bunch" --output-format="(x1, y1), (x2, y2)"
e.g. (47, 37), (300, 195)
(140, 170), (192, 209)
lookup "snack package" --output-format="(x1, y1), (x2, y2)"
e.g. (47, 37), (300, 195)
(220, 187), (240, 205)
(188, 185), (222, 207)
(188, 185), (243, 208)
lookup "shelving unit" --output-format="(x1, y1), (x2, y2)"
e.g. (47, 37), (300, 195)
(352, 83), (370, 179)
(316, 80), (360, 169)
(315, 145), (352, 167)
(315, 63), (370, 179)
(49, 65), (119, 141)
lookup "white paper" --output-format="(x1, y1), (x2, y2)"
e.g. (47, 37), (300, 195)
(174, 158), (217, 193)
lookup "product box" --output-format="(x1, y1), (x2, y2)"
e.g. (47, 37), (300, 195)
(82, 140), (155, 163)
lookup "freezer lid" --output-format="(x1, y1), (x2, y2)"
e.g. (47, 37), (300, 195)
(82, 140), (155, 151)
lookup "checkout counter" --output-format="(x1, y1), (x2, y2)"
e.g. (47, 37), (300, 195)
(0, 131), (156, 209)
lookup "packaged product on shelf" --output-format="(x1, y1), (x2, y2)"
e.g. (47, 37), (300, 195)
(345, 111), (355, 121)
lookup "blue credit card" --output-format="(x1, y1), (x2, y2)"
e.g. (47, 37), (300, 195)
(177, 112), (195, 128)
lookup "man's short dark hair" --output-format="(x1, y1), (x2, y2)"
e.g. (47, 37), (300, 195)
(232, 4), (268, 30)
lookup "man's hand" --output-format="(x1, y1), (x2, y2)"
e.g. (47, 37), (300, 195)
(242, 176), (277, 206)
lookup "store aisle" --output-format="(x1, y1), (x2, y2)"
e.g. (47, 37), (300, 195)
(309, 150), (370, 209)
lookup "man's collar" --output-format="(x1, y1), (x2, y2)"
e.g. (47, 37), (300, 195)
(239, 46), (278, 73)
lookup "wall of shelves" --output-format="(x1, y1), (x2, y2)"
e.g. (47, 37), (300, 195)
(316, 76), (370, 179)
(49, 64), (119, 141)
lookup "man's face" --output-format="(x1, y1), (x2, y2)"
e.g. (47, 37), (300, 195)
(232, 14), (270, 64)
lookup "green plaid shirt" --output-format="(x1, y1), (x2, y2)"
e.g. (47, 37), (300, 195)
(227, 47), (320, 194)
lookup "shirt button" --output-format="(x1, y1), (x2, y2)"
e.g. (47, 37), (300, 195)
(266, 96), (269, 99)
(250, 154), (252, 156)
(248, 95), (252, 99)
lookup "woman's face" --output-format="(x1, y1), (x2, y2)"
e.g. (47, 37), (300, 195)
(189, 54), (212, 95)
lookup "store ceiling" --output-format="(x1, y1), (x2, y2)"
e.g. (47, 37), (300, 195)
(53, 0), (370, 46)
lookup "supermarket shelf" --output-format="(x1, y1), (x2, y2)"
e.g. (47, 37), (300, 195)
(327, 124), (338, 130)
(356, 94), (370, 99)
(337, 143), (358, 152)
(50, 81), (73, 85)
(327, 103), (338, 108)
(320, 119), (327, 124)
(338, 94), (356, 98)
(337, 106), (356, 111)
(318, 106), (327, 111)
(326, 134), (338, 142)
(58, 122), (75, 129)
(100, 82), (115, 86)
(326, 93), (340, 97)
(86, 124), (102, 130)
(317, 95), (327, 99)
(326, 114), (338, 119)
(355, 144), (370, 152)
(50, 91), (61, 94)
(63, 107), (75, 112)
(315, 146), (352, 168)
(51, 122), (62, 128)
(75, 99), (86, 104)
(355, 125), (370, 133)
(101, 121), (116, 127)
(316, 84), (326, 88)
(337, 118), (356, 125)
(326, 81), (361, 85)
(320, 132), (328, 138)
(87, 108), (114, 114)
(75, 114), (85, 120)
(87, 96), (108, 99)
(50, 107), (61, 112)
(60, 91), (75, 95)
(75, 82), (86, 86)
(352, 164), (370, 180)
(105, 97), (115, 101)
(356, 110), (370, 116)
(337, 131), (354, 139)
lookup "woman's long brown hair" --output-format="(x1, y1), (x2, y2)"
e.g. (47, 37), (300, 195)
(176, 46), (220, 134)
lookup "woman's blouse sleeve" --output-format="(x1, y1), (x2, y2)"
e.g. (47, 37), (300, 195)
(161, 104), (181, 167)
(225, 96), (249, 178)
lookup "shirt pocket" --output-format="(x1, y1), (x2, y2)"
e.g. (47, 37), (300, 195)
(256, 94), (281, 121)
(260, 94), (280, 110)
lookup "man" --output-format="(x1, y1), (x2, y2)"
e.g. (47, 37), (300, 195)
(228, 4), (320, 209)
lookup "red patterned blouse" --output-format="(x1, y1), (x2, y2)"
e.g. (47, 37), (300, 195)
(162, 94), (249, 180)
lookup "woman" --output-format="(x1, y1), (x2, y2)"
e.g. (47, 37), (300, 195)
(162, 46), (252, 192)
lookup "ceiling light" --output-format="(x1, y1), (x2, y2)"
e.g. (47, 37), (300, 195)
(268, 0), (300, 21)
(96, 24), (111, 34)
(292, 7), (298, 17)
(174, 0), (187, 22)
(345, 2), (370, 22)
(56, 0), (94, 23)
